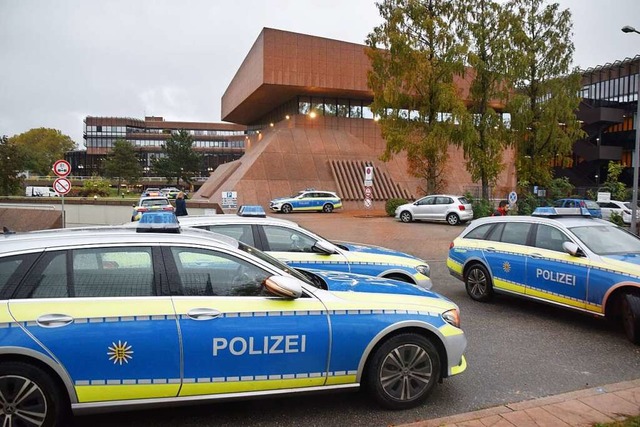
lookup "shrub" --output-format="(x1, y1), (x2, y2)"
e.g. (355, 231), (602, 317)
(517, 191), (540, 215)
(385, 198), (408, 217)
(609, 211), (625, 227)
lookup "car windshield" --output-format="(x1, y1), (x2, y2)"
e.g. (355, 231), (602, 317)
(583, 200), (600, 210)
(141, 199), (169, 207)
(237, 242), (315, 286)
(568, 225), (640, 255)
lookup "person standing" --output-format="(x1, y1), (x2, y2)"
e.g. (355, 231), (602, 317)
(493, 200), (509, 216)
(175, 192), (188, 216)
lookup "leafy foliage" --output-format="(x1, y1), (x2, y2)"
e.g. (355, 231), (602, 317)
(506, 0), (584, 187)
(463, 192), (494, 218)
(385, 198), (408, 216)
(609, 211), (625, 227)
(78, 177), (111, 197)
(601, 161), (628, 201)
(9, 128), (75, 176)
(460, 0), (512, 199)
(0, 135), (27, 196)
(366, 0), (471, 194)
(103, 139), (142, 195)
(547, 177), (574, 201)
(152, 130), (202, 186)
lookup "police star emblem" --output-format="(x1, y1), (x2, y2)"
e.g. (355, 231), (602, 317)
(503, 261), (511, 273)
(108, 340), (134, 365)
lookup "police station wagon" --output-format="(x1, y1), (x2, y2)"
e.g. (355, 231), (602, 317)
(269, 190), (342, 213)
(176, 212), (432, 289)
(0, 214), (466, 425)
(447, 207), (640, 344)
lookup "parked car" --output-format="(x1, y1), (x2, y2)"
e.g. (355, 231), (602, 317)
(174, 209), (433, 288)
(161, 187), (182, 199)
(395, 195), (473, 225)
(553, 198), (602, 218)
(25, 186), (59, 197)
(0, 214), (467, 423)
(131, 196), (174, 221)
(447, 206), (640, 345)
(270, 190), (342, 213)
(142, 187), (162, 197)
(597, 200), (639, 224)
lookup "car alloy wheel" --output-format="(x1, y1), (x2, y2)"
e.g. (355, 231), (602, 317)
(446, 213), (460, 226)
(281, 204), (292, 214)
(465, 264), (493, 302)
(322, 203), (334, 213)
(366, 333), (440, 409)
(400, 211), (412, 223)
(621, 293), (640, 344)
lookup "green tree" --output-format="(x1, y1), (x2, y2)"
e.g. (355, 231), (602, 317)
(0, 135), (28, 196)
(602, 161), (628, 201)
(461, 0), (513, 200)
(151, 130), (201, 186)
(9, 128), (75, 176)
(506, 0), (583, 187)
(103, 139), (142, 196)
(366, 0), (471, 194)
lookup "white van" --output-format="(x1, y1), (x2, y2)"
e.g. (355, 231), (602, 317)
(25, 186), (59, 197)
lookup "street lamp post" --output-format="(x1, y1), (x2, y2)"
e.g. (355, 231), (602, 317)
(622, 25), (640, 234)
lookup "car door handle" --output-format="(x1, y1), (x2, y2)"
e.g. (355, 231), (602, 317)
(36, 314), (74, 328)
(486, 247), (496, 252)
(530, 253), (543, 259)
(187, 308), (222, 321)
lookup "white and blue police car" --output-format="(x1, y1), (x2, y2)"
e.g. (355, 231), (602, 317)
(0, 213), (466, 425)
(175, 208), (432, 289)
(447, 207), (640, 344)
(269, 189), (342, 213)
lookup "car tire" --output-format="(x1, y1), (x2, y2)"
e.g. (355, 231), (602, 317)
(621, 292), (640, 345)
(322, 203), (334, 213)
(281, 204), (293, 214)
(464, 263), (494, 302)
(446, 213), (460, 226)
(365, 333), (441, 410)
(0, 361), (68, 427)
(399, 211), (412, 223)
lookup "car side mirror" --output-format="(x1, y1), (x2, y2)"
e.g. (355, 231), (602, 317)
(313, 240), (338, 255)
(562, 242), (584, 257)
(263, 276), (302, 299)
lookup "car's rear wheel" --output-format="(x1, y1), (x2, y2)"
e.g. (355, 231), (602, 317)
(365, 333), (440, 410)
(322, 203), (334, 213)
(621, 292), (640, 345)
(464, 263), (493, 302)
(281, 204), (293, 214)
(399, 211), (412, 223)
(446, 213), (460, 226)
(0, 362), (67, 427)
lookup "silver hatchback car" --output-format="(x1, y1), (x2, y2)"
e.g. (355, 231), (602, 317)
(395, 195), (473, 226)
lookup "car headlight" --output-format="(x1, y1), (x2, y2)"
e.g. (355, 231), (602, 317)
(442, 308), (460, 328)
(416, 264), (430, 277)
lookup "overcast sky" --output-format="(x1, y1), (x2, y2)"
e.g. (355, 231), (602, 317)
(1, 0), (639, 148)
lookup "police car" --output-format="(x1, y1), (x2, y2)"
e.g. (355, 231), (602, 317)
(175, 210), (432, 289)
(447, 207), (640, 344)
(269, 190), (342, 213)
(0, 213), (466, 425)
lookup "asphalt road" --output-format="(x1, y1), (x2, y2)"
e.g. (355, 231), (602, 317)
(75, 212), (640, 427)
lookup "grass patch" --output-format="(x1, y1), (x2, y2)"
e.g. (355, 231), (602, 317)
(595, 416), (640, 427)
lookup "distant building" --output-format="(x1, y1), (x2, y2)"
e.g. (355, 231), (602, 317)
(194, 28), (516, 209)
(66, 116), (247, 177)
(563, 55), (640, 188)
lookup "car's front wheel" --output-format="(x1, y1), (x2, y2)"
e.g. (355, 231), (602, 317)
(446, 213), (460, 226)
(464, 263), (493, 302)
(0, 361), (68, 427)
(281, 204), (293, 214)
(621, 292), (640, 345)
(399, 211), (413, 223)
(366, 333), (440, 409)
(322, 203), (334, 213)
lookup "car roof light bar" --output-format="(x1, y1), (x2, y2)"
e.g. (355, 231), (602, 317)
(532, 207), (592, 217)
(136, 211), (181, 233)
(237, 205), (267, 217)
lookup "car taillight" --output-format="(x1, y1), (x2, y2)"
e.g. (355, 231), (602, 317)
(458, 205), (465, 211)
(137, 207), (148, 212)
(449, 241), (455, 249)
(163, 206), (174, 211)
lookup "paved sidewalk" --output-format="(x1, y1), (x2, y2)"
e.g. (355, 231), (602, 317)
(400, 379), (640, 427)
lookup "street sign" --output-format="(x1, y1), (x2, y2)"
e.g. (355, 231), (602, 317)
(508, 191), (518, 205)
(53, 177), (71, 195)
(53, 159), (71, 177)
(364, 198), (372, 209)
(364, 166), (374, 187)
(221, 191), (238, 209)
(364, 186), (373, 198)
